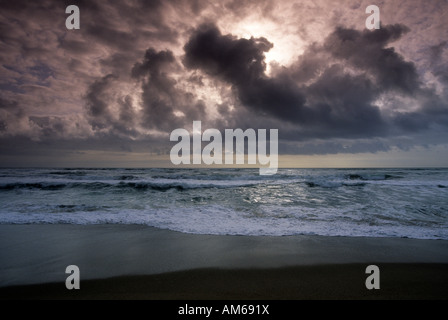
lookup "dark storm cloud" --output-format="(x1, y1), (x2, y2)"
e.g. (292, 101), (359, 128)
(322, 25), (420, 94)
(296, 25), (448, 136)
(183, 23), (309, 122)
(84, 74), (140, 138)
(183, 23), (448, 142)
(301, 64), (386, 137)
(183, 23), (273, 83)
(85, 74), (117, 126)
(183, 23), (389, 137)
(131, 48), (206, 131)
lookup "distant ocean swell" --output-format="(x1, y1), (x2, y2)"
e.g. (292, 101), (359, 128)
(0, 172), (433, 191)
(0, 168), (447, 239)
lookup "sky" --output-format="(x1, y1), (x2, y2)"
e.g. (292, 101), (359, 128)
(0, 0), (447, 168)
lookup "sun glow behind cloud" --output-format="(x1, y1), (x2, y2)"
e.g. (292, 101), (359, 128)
(220, 16), (306, 74)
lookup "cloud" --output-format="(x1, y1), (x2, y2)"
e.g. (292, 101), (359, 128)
(0, 0), (447, 165)
(0, 98), (25, 134)
(429, 41), (448, 86)
(182, 20), (448, 151)
(183, 23), (310, 123)
(131, 48), (206, 132)
(322, 24), (420, 94)
(182, 23), (409, 138)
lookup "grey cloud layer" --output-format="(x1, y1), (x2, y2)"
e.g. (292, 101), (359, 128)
(0, 0), (447, 159)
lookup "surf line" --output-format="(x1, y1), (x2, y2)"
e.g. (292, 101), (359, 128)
(170, 121), (278, 175)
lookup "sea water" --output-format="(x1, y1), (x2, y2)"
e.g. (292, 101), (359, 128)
(0, 168), (447, 239)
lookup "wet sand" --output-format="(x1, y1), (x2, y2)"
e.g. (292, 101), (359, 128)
(1, 224), (447, 299)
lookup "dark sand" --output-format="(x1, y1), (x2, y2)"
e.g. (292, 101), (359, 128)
(1, 224), (448, 299)
(1, 264), (448, 300)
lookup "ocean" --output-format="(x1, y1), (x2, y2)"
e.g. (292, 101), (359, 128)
(0, 168), (447, 239)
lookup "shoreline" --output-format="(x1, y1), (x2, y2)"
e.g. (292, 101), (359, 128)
(1, 224), (448, 299)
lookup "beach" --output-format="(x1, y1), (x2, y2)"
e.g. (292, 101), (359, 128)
(1, 224), (447, 299)
(1, 0), (448, 303)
